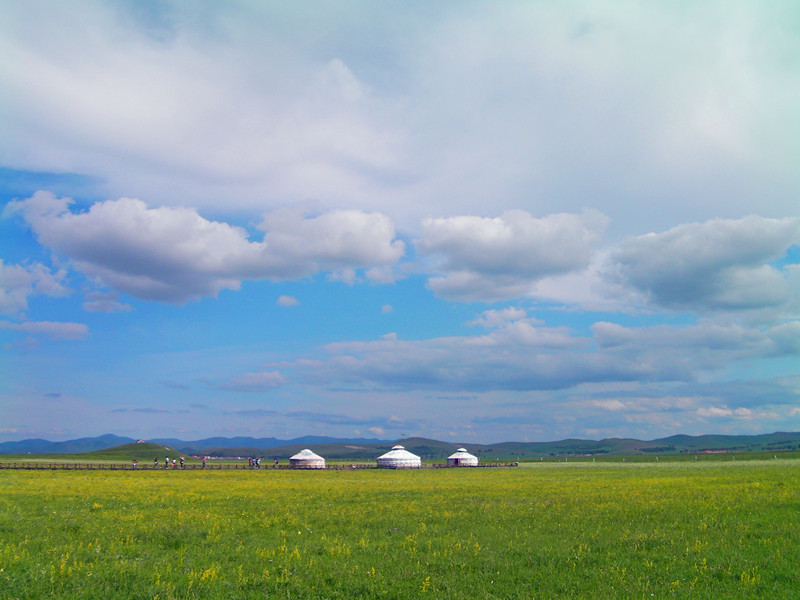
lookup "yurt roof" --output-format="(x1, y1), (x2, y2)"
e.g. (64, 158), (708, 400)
(290, 448), (324, 461)
(447, 448), (477, 460)
(377, 445), (420, 460)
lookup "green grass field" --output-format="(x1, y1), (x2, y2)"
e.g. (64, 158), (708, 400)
(1, 460), (799, 599)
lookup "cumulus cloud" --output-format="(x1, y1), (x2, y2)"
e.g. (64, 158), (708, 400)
(296, 336), (656, 392)
(0, 320), (88, 340)
(696, 406), (753, 419)
(277, 295), (299, 307)
(608, 216), (800, 311)
(591, 320), (800, 379)
(8, 192), (405, 303)
(286, 312), (800, 394)
(0, 259), (70, 315)
(468, 307), (529, 329)
(591, 321), (764, 352)
(290, 309), (671, 393)
(588, 399), (628, 412)
(578, 395), (700, 421)
(417, 210), (608, 301)
(258, 206), (405, 277)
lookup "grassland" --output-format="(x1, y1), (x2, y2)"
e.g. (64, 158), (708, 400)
(0, 442), (196, 465)
(1, 460), (799, 599)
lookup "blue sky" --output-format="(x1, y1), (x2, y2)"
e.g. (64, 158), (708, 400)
(1, 0), (799, 444)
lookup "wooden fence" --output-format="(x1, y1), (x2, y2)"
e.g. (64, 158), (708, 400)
(0, 461), (518, 471)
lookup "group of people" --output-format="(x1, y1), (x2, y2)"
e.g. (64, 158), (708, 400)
(134, 456), (279, 469)
(154, 456), (192, 469)
(249, 458), (282, 468)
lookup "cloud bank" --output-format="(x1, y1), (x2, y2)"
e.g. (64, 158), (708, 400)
(8, 192), (404, 303)
(2, 2), (798, 231)
(2, 2), (800, 443)
(418, 210), (608, 301)
(610, 216), (800, 311)
(287, 313), (800, 394)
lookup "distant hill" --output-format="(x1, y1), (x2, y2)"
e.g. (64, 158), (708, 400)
(3, 432), (800, 458)
(83, 442), (175, 461)
(0, 442), (175, 463)
(0, 434), (392, 456)
(146, 432), (800, 460)
(150, 435), (393, 454)
(0, 434), (136, 455)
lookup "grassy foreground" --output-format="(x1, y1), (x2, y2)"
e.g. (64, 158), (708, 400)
(1, 461), (799, 599)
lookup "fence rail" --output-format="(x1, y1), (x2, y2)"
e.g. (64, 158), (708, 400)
(0, 461), (518, 471)
(0, 462), (252, 471)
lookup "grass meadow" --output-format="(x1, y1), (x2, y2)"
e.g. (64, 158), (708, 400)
(1, 460), (799, 599)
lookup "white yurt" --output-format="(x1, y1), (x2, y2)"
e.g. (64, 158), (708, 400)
(289, 448), (326, 469)
(376, 445), (421, 469)
(447, 448), (479, 467)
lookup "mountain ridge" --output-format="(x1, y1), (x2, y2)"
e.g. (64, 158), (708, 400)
(3, 431), (800, 458)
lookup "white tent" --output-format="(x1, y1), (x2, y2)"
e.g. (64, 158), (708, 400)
(447, 447), (479, 467)
(376, 445), (421, 469)
(289, 448), (326, 469)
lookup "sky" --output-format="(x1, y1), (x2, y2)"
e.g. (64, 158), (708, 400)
(1, 1), (799, 444)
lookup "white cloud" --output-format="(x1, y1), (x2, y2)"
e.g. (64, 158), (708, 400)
(8, 192), (404, 303)
(0, 320), (88, 340)
(0, 2), (798, 234)
(287, 315), (800, 395)
(0, 259), (70, 315)
(579, 395), (700, 421)
(608, 216), (800, 311)
(468, 307), (529, 329)
(0, 3), (408, 218)
(293, 315), (659, 393)
(697, 406), (753, 419)
(590, 320), (800, 381)
(277, 295), (299, 307)
(417, 210), (608, 301)
(589, 399), (627, 412)
(258, 206), (405, 274)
